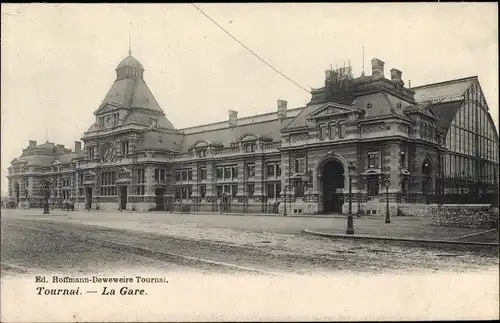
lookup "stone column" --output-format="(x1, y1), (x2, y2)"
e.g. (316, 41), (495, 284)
(254, 157), (263, 197)
(145, 165), (154, 196)
(236, 160), (245, 195)
(191, 165), (198, 197)
(205, 160), (214, 197)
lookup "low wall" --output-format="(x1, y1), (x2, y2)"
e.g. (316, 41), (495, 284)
(398, 204), (439, 217)
(430, 205), (498, 229)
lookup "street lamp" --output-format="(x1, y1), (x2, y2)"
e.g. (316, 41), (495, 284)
(283, 186), (287, 216)
(42, 179), (52, 215)
(384, 176), (390, 224)
(346, 162), (355, 234)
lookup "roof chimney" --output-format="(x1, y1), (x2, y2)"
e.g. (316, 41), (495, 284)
(228, 110), (238, 128)
(277, 99), (287, 121)
(74, 141), (82, 153)
(28, 140), (37, 148)
(371, 58), (385, 78)
(390, 68), (404, 86)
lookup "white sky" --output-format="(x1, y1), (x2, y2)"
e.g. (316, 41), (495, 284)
(1, 3), (498, 194)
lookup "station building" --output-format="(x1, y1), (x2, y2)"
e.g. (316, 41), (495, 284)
(7, 52), (499, 215)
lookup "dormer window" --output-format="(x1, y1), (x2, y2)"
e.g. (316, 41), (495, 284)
(245, 143), (257, 153)
(197, 149), (207, 158)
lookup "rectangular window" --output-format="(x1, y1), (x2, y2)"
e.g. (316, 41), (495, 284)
(224, 167), (231, 179)
(175, 171), (181, 182)
(136, 169), (145, 195)
(400, 150), (407, 168)
(88, 147), (95, 160)
(216, 167), (223, 179)
(198, 149), (207, 158)
(295, 157), (306, 173)
(216, 185), (223, 197)
(231, 184), (238, 198)
(276, 163), (282, 177)
(188, 170), (193, 181)
(266, 164), (275, 177)
(223, 185), (231, 194)
(329, 124), (337, 140)
(267, 183), (275, 198)
(121, 141), (129, 155)
(246, 164), (255, 178)
(188, 186), (192, 198)
(155, 169), (166, 183)
(181, 171), (187, 181)
(338, 122), (346, 139)
(319, 125), (327, 140)
(199, 168), (207, 180)
(181, 187), (187, 199)
(200, 185), (206, 198)
(175, 187), (181, 199)
(247, 184), (255, 197)
(367, 151), (380, 168)
(232, 166), (238, 179)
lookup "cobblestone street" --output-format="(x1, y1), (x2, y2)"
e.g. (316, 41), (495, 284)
(1, 209), (498, 276)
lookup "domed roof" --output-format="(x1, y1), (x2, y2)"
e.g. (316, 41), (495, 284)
(116, 54), (144, 70)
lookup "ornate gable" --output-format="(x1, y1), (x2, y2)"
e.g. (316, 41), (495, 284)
(307, 102), (356, 120)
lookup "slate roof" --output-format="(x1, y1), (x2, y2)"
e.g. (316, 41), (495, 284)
(19, 155), (56, 167)
(124, 111), (176, 129)
(117, 54), (144, 71)
(412, 76), (476, 103)
(281, 103), (323, 130)
(180, 116), (296, 152)
(135, 129), (183, 152)
(89, 54), (175, 134)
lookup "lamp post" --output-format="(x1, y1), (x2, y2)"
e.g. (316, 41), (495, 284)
(384, 176), (390, 224)
(346, 162), (355, 234)
(283, 186), (287, 216)
(42, 179), (52, 215)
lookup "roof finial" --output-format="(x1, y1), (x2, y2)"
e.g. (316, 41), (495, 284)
(128, 23), (132, 55)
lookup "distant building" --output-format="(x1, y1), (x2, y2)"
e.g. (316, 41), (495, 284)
(7, 53), (499, 214)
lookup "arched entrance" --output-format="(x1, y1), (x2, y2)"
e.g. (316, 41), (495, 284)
(321, 160), (345, 213)
(422, 159), (433, 203)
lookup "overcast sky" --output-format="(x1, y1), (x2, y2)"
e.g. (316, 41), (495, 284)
(1, 3), (498, 194)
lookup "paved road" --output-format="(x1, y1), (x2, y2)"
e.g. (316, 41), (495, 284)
(1, 210), (498, 277)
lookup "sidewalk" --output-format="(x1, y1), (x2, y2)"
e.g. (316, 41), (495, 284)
(303, 216), (499, 246)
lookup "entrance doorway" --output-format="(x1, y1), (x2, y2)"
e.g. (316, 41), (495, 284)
(321, 160), (345, 213)
(14, 182), (19, 206)
(120, 186), (128, 210)
(155, 188), (164, 210)
(85, 187), (93, 210)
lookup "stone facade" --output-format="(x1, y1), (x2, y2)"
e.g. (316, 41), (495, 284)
(7, 53), (500, 215)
